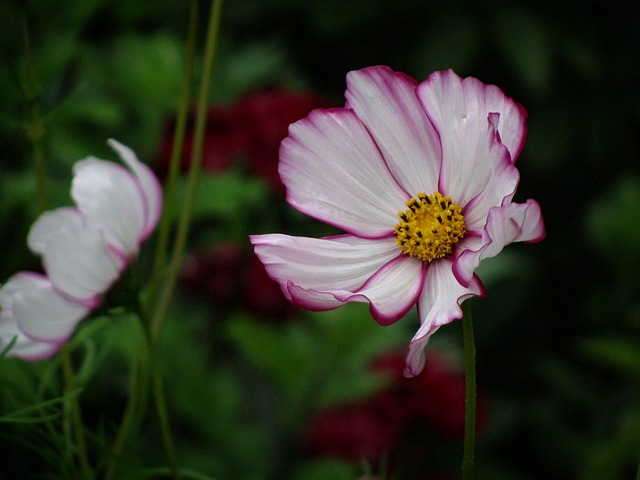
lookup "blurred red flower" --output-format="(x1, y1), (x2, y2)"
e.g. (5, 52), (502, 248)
(304, 350), (487, 467)
(179, 243), (295, 319)
(305, 401), (402, 463)
(157, 88), (332, 193)
(372, 350), (487, 439)
(240, 88), (332, 192)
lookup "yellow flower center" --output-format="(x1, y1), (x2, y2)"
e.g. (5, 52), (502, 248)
(394, 192), (466, 262)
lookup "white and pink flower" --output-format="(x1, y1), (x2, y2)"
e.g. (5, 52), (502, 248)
(250, 66), (545, 376)
(0, 140), (162, 360)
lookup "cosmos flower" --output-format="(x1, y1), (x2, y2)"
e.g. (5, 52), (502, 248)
(250, 66), (545, 376)
(0, 140), (162, 360)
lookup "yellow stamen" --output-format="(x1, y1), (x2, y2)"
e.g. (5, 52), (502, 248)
(394, 192), (466, 262)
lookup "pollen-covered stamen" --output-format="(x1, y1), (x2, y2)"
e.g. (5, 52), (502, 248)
(394, 192), (466, 262)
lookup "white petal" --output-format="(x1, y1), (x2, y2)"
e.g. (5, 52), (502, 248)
(460, 126), (521, 232)
(419, 69), (527, 163)
(345, 66), (441, 195)
(72, 158), (145, 257)
(250, 233), (402, 309)
(0, 280), (63, 361)
(107, 139), (163, 239)
(29, 209), (123, 304)
(285, 283), (350, 311)
(1, 272), (89, 344)
(475, 81), (527, 162)
(417, 70), (520, 210)
(27, 207), (80, 255)
(280, 108), (408, 238)
(454, 200), (546, 286)
(0, 317), (62, 361)
(404, 259), (485, 376)
(335, 254), (425, 325)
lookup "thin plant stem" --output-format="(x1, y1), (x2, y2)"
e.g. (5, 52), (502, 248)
(148, 0), (199, 309)
(151, 355), (181, 479)
(461, 300), (476, 480)
(21, 8), (47, 213)
(102, 347), (149, 480)
(102, 3), (206, 477)
(145, 2), (224, 477)
(60, 347), (93, 480)
(22, 7), (91, 478)
(149, 0), (224, 342)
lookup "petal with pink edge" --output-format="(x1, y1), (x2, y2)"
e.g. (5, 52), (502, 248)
(460, 118), (520, 232)
(345, 66), (441, 196)
(250, 234), (401, 310)
(286, 283), (351, 311)
(417, 70), (519, 210)
(454, 199), (546, 287)
(335, 255), (425, 325)
(72, 157), (145, 258)
(107, 139), (163, 240)
(404, 259), (485, 377)
(419, 69), (527, 163)
(279, 108), (408, 238)
(29, 209), (122, 305)
(0, 279), (63, 361)
(0, 315), (62, 361)
(1, 273), (89, 344)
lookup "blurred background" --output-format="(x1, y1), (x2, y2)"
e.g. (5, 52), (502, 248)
(1, 0), (639, 479)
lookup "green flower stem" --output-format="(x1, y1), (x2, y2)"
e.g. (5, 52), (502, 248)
(60, 347), (93, 480)
(144, 1), (224, 477)
(461, 300), (476, 480)
(22, 8), (91, 479)
(149, 0), (224, 342)
(28, 104), (47, 213)
(151, 355), (181, 479)
(148, 0), (199, 306)
(20, 8), (47, 213)
(103, 347), (149, 480)
(107, 4), (199, 476)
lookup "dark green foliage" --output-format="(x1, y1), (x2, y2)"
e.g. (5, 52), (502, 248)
(1, 0), (639, 478)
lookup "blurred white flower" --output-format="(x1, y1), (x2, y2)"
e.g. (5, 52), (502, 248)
(0, 140), (162, 360)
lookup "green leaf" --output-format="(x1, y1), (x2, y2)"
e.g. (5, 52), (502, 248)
(227, 303), (407, 412)
(121, 467), (217, 480)
(494, 6), (553, 92)
(290, 458), (358, 480)
(585, 175), (640, 275)
(579, 336), (640, 376)
(226, 313), (311, 391)
(0, 395), (65, 424)
(170, 169), (270, 243)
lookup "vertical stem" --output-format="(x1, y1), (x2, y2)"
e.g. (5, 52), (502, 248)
(22, 7), (91, 479)
(102, 347), (149, 480)
(21, 8), (47, 213)
(102, 2), (206, 477)
(151, 355), (181, 479)
(60, 347), (94, 480)
(149, 0), (199, 296)
(150, 0), (224, 341)
(461, 300), (476, 480)
(146, 2), (224, 477)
